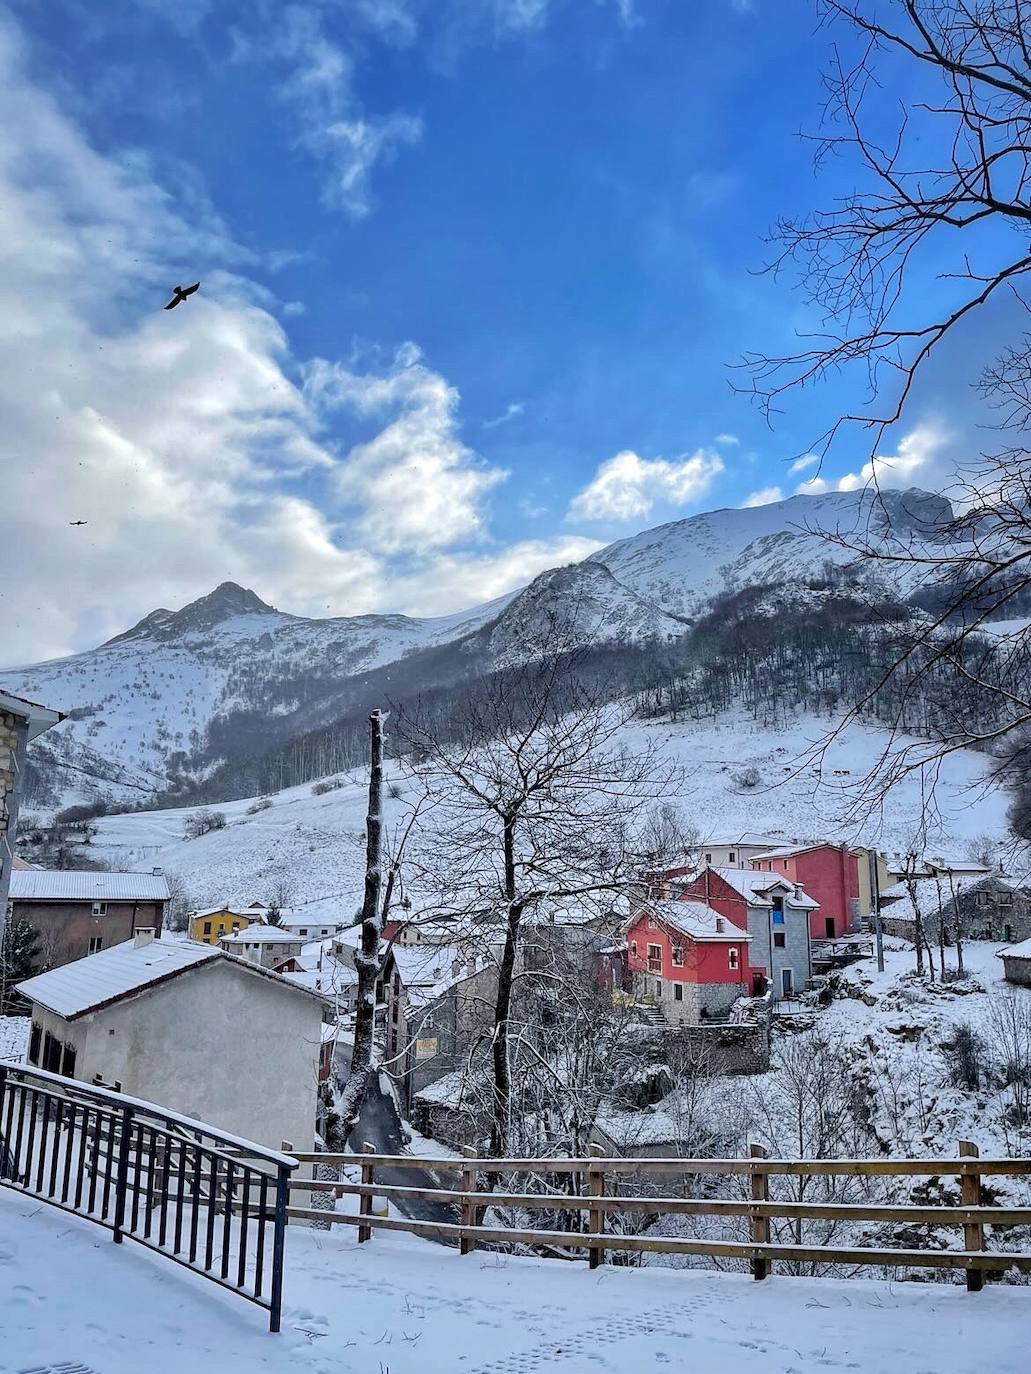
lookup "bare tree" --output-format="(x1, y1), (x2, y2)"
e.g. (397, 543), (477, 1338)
(901, 853), (934, 977)
(745, 2), (1031, 818)
(399, 652), (677, 1158)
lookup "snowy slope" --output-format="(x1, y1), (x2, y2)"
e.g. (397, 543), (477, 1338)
(86, 709), (1010, 913)
(0, 488), (959, 807)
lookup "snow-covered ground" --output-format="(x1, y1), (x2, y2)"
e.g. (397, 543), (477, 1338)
(1, 1187), (1026, 1374)
(85, 709), (1013, 913)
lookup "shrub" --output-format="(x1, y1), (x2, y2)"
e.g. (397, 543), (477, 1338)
(733, 766), (762, 789)
(183, 809), (227, 839)
(388, 783), (404, 800)
(246, 796), (273, 814)
(946, 1022), (985, 1091)
(54, 800), (110, 826)
(312, 778), (343, 796)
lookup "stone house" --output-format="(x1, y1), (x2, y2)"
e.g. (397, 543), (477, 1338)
(998, 939), (1031, 988)
(218, 925), (304, 969)
(9, 868), (169, 970)
(879, 875), (1031, 945)
(17, 931), (325, 1155)
(0, 690), (62, 943)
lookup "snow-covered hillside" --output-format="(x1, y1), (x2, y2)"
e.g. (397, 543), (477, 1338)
(0, 486), (966, 809)
(85, 710), (1010, 914)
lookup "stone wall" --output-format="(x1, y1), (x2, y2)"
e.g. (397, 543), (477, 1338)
(881, 877), (1031, 946)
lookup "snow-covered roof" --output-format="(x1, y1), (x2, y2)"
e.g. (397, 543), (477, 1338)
(17, 938), (218, 1018)
(192, 903), (268, 920)
(704, 833), (783, 850)
(998, 939), (1031, 960)
(282, 963), (358, 996)
(16, 937), (325, 1020)
(219, 926), (302, 944)
(0, 689), (63, 741)
(9, 869), (170, 902)
(879, 873), (1011, 905)
(703, 867), (819, 909)
(392, 944), (465, 987)
(645, 899), (751, 943)
(414, 1069), (474, 1107)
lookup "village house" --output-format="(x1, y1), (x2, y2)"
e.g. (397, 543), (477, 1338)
(9, 868), (169, 970)
(624, 899), (752, 1023)
(749, 842), (859, 939)
(880, 874), (1031, 945)
(884, 852), (993, 883)
(16, 931), (325, 1155)
(695, 834), (784, 870)
(281, 938), (360, 1018)
(278, 914), (344, 941)
(188, 903), (268, 945)
(677, 867), (815, 1000)
(218, 925), (304, 970)
(0, 690), (63, 940)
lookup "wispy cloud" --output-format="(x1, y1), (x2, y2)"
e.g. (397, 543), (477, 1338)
(568, 448), (724, 523)
(482, 401), (525, 430)
(741, 486), (783, 508)
(788, 452), (819, 475)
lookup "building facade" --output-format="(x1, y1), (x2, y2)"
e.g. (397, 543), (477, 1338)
(218, 926), (304, 969)
(188, 904), (268, 945)
(750, 843), (860, 939)
(0, 690), (62, 945)
(625, 901), (752, 1024)
(9, 868), (169, 970)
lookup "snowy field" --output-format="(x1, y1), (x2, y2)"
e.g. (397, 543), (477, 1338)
(1, 1187), (1026, 1374)
(85, 709), (1014, 914)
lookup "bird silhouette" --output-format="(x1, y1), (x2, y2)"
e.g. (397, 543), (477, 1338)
(164, 282), (201, 310)
(69, 520), (87, 527)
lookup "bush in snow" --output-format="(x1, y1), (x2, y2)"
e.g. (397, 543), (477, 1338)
(946, 1022), (985, 1091)
(246, 796), (273, 814)
(183, 809), (227, 839)
(733, 766), (762, 789)
(312, 778), (343, 796)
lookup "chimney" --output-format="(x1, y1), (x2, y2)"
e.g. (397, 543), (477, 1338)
(152, 867), (163, 876)
(134, 927), (157, 949)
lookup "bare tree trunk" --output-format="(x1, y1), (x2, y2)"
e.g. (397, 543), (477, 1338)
(337, 709), (386, 1146)
(490, 814), (523, 1159)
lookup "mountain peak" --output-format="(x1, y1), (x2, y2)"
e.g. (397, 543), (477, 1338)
(103, 582), (276, 646)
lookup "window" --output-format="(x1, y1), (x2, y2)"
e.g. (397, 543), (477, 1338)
(728, 948), (740, 971)
(1000, 889), (1014, 907)
(647, 943), (662, 973)
(87, 935), (103, 955)
(977, 891), (991, 908)
(28, 1023), (41, 1065)
(674, 984), (684, 1002)
(781, 968), (794, 996)
(299, 928), (308, 936)
(671, 946), (684, 967)
(715, 917), (725, 933)
(772, 908), (785, 926)
(92, 901), (107, 916)
(1005, 924), (1014, 942)
(728, 851), (736, 864)
(774, 932), (786, 949)
(704, 852), (712, 864)
(42, 1031), (62, 1073)
(630, 940), (637, 956)
(231, 921), (240, 931)
(61, 1043), (77, 1077)
(203, 921), (212, 935)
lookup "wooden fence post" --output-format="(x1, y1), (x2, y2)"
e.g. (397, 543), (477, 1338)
(588, 1144), (606, 1271)
(358, 1143), (375, 1245)
(460, 1146), (478, 1256)
(750, 1143), (769, 1280)
(959, 1140), (984, 1292)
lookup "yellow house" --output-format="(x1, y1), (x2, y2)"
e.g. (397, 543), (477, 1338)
(189, 904), (268, 945)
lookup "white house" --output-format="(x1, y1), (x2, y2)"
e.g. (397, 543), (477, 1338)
(278, 915), (345, 941)
(15, 931), (324, 1155)
(218, 926), (304, 969)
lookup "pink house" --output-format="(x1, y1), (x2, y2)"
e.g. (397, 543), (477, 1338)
(749, 843), (859, 939)
(624, 900), (752, 1024)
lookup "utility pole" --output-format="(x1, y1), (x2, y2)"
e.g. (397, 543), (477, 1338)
(869, 848), (884, 974)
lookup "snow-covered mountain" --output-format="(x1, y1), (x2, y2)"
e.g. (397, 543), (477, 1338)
(0, 487), (958, 809)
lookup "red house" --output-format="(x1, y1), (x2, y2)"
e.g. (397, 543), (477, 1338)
(624, 900), (751, 1024)
(749, 843), (859, 939)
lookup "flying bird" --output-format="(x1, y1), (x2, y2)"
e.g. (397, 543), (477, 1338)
(164, 281), (200, 311)
(69, 520), (87, 526)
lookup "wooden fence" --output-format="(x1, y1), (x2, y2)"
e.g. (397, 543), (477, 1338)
(286, 1143), (1031, 1291)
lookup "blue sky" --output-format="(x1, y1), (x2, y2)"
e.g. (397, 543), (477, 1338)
(0, 1), (998, 661)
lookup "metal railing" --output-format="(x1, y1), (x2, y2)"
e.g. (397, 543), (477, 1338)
(0, 1062), (295, 1332)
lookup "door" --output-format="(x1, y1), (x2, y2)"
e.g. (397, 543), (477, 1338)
(781, 968), (794, 998)
(825, 916), (836, 939)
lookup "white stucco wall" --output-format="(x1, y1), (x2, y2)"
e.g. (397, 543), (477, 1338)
(30, 960), (322, 1155)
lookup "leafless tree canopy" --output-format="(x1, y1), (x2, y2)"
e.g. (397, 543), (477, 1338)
(747, 1), (1031, 457)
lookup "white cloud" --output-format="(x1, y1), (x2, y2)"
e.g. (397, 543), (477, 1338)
(0, 19), (587, 664)
(567, 448), (724, 523)
(792, 425), (949, 498)
(741, 486), (783, 508)
(789, 452), (819, 475)
(305, 346), (507, 554)
(482, 401), (525, 430)
(715, 432), (740, 446)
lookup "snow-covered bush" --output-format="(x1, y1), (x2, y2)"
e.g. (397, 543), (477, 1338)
(183, 809), (227, 839)
(733, 766), (762, 789)
(312, 778), (344, 796)
(246, 796), (273, 814)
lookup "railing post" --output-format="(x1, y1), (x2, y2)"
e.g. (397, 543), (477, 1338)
(959, 1140), (984, 1292)
(269, 1160), (291, 1334)
(460, 1146), (478, 1256)
(588, 1144), (606, 1271)
(750, 1144), (769, 1280)
(111, 1103), (133, 1244)
(358, 1142), (375, 1245)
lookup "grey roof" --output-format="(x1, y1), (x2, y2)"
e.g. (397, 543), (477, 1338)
(9, 869), (170, 902)
(0, 689), (63, 741)
(16, 936), (325, 1019)
(1000, 939), (1031, 960)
